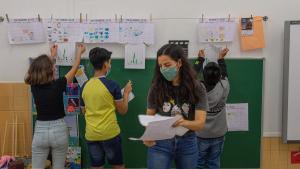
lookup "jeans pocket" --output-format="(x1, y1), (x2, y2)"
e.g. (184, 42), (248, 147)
(53, 125), (68, 147)
(32, 130), (47, 148)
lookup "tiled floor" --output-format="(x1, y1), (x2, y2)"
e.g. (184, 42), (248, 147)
(262, 137), (300, 169)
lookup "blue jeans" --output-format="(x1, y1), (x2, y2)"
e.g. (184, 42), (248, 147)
(147, 132), (198, 169)
(197, 136), (225, 169)
(32, 118), (68, 169)
(86, 135), (124, 167)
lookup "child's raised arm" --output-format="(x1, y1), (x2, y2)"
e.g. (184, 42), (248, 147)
(194, 49), (205, 74)
(218, 48), (229, 78)
(65, 44), (86, 84)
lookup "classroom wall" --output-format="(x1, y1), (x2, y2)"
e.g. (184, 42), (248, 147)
(0, 0), (299, 137)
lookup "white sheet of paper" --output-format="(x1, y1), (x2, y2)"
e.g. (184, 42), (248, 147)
(46, 19), (84, 43)
(226, 103), (249, 131)
(7, 18), (46, 44)
(125, 44), (146, 69)
(138, 114), (173, 126)
(203, 43), (222, 65)
(64, 115), (78, 137)
(83, 19), (119, 43)
(75, 66), (88, 87)
(119, 19), (154, 44)
(129, 115), (188, 141)
(56, 43), (76, 66)
(198, 18), (237, 43)
(121, 88), (135, 102)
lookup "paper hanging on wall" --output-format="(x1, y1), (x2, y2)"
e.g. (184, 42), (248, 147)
(119, 19), (154, 44)
(7, 18), (46, 44)
(241, 18), (254, 36)
(66, 147), (81, 169)
(46, 19), (84, 43)
(226, 103), (249, 131)
(83, 19), (119, 43)
(75, 66), (88, 87)
(198, 18), (237, 43)
(64, 115), (79, 138)
(240, 16), (265, 51)
(124, 44), (146, 69)
(56, 43), (76, 66)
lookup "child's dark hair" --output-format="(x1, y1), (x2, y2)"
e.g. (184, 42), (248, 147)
(25, 55), (54, 85)
(89, 47), (112, 70)
(203, 62), (221, 86)
(151, 44), (202, 106)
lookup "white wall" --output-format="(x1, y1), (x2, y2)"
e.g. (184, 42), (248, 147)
(1, 0), (299, 136)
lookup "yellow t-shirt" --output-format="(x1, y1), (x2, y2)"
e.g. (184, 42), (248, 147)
(81, 76), (122, 141)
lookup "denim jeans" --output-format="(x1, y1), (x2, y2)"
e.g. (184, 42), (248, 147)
(32, 118), (68, 169)
(147, 132), (198, 169)
(86, 134), (124, 167)
(197, 136), (225, 169)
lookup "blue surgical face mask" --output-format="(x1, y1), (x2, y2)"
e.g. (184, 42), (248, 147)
(160, 66), (178, 81)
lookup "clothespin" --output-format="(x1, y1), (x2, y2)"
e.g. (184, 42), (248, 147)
(228, 14), (231, 22)
(120, 15), (123, 22)
(51, 14), (53, 22)
(80, 13), (82, 23)
(150, 13), (152, 22)
(0, 16), (4, 22)
(263, 16), (269, 21)
(115, 14), (118, 22)
(250, 14), (253, 20)
(85, 13), (88, 22)
(38, 14), (41, 22)
(201, 14), (204, 22)
(6, 14), (9, 22)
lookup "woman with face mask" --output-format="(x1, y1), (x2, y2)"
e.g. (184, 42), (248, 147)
(144, 44), (209, 169)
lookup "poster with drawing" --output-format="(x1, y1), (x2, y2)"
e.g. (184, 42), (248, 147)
(7, 18), (46, 44)
(226, 103), (249, 131)
(198, 18), (237, 43)
(75, 66), (88, 87)
(124, 44), (146, 69)
(83, 19), (119, 43)
(66, 147), (81, 169)
(56, 43), (76, 66)
(46, 19), (83, 43)
(119, 19), (154, 44)
(64, 115), (79, 138)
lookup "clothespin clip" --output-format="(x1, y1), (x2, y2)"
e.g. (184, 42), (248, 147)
(120, 15), (123, 22)
(0, 16), (4, 23)
(6, 14), (9, 22)
(80, 13), (82, 23)
(115, 14), (118, 22)
(50, 14), (53, 22)
(228, 14), (231, 22)
(150, 13), (152, 22)
(38, 14), (41, 22)
(263, 16), (269, 21)
(85, 13), (88, 22)
(201, 14), (204, 22)
(143, 42), (150, 47)
(250, 14), (253, 20)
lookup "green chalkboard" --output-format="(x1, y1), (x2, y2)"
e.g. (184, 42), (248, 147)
(57, 58), (263, 168)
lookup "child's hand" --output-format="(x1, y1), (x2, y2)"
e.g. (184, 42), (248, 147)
(124, 80), (132, 94)
(198, 49), (205, 58)
(77, 44), (86, 55)
(219, 48), (229, 59)
(50, 44), (58, 58)
(143, 140), (156, 147)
